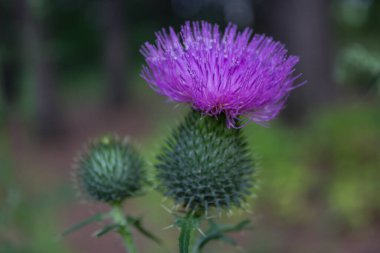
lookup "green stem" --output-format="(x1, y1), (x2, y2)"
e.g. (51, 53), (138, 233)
(110, 203), (138, 253)
(179, 213), (200, 253)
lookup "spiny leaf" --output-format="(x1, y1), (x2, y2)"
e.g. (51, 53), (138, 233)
(93, 223), (119, 237)
(215, 219), (252, 233)
(195, 219), (252, 252)
(61, 213), (105, 237)
(126, 216), (162, 244)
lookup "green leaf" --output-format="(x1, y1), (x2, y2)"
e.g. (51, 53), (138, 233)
(61, 213), (105, 237)
(93, 223), (119, 237)
(195, 219), (251, 252)
(127, 216), (162, 244)
(216, 219), (252, 233)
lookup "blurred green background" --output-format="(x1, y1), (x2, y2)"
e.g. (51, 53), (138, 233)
(1, 0), (379, 252)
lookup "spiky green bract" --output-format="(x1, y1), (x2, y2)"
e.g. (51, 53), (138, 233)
(76, 136), (146, 204)
(156, 110), (254, 213)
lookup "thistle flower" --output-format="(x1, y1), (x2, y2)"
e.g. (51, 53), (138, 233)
(75, 136), (146, 204)
(141, 21), (302, 127)
(156, 110), (254, 214)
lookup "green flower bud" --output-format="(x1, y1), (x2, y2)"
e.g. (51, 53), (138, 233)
(156, 110), (255, 213)
(76, 136), (146, 204)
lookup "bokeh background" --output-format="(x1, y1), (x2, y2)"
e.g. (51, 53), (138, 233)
(1, 0), (380, 252)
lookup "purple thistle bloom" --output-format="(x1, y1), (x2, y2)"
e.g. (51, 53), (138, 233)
(141, 21), (302, 127)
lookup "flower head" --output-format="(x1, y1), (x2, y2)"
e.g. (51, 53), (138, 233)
(75, 136), (146, 204)
(141, 21), (302, 127)
(156, 110), (255, 213)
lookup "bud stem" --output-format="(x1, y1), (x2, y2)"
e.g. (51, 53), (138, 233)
(178, 212), (201, 253)
(110, 203), (138, 253)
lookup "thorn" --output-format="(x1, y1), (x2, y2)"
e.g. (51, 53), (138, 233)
(205, 215), (217, 220)
(197, 227), (206, 238)
(162, 224), (175, 231)
(205, 215), (218, 220)
(173, 204), (181, 211)
(185, 197), (194, 211)
(161, 204), (174, 214)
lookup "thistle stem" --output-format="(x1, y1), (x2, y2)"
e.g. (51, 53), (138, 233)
(110, 203), (138, 253)
(179, 212), (201, 253)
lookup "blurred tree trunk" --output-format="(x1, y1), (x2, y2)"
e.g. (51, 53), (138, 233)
(254, 0), (336, 123)
(19, 0), (63, 138)
(102, 0), (128, 107)
(0, 0), (22, 109)
(0, 57), (20, 109)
